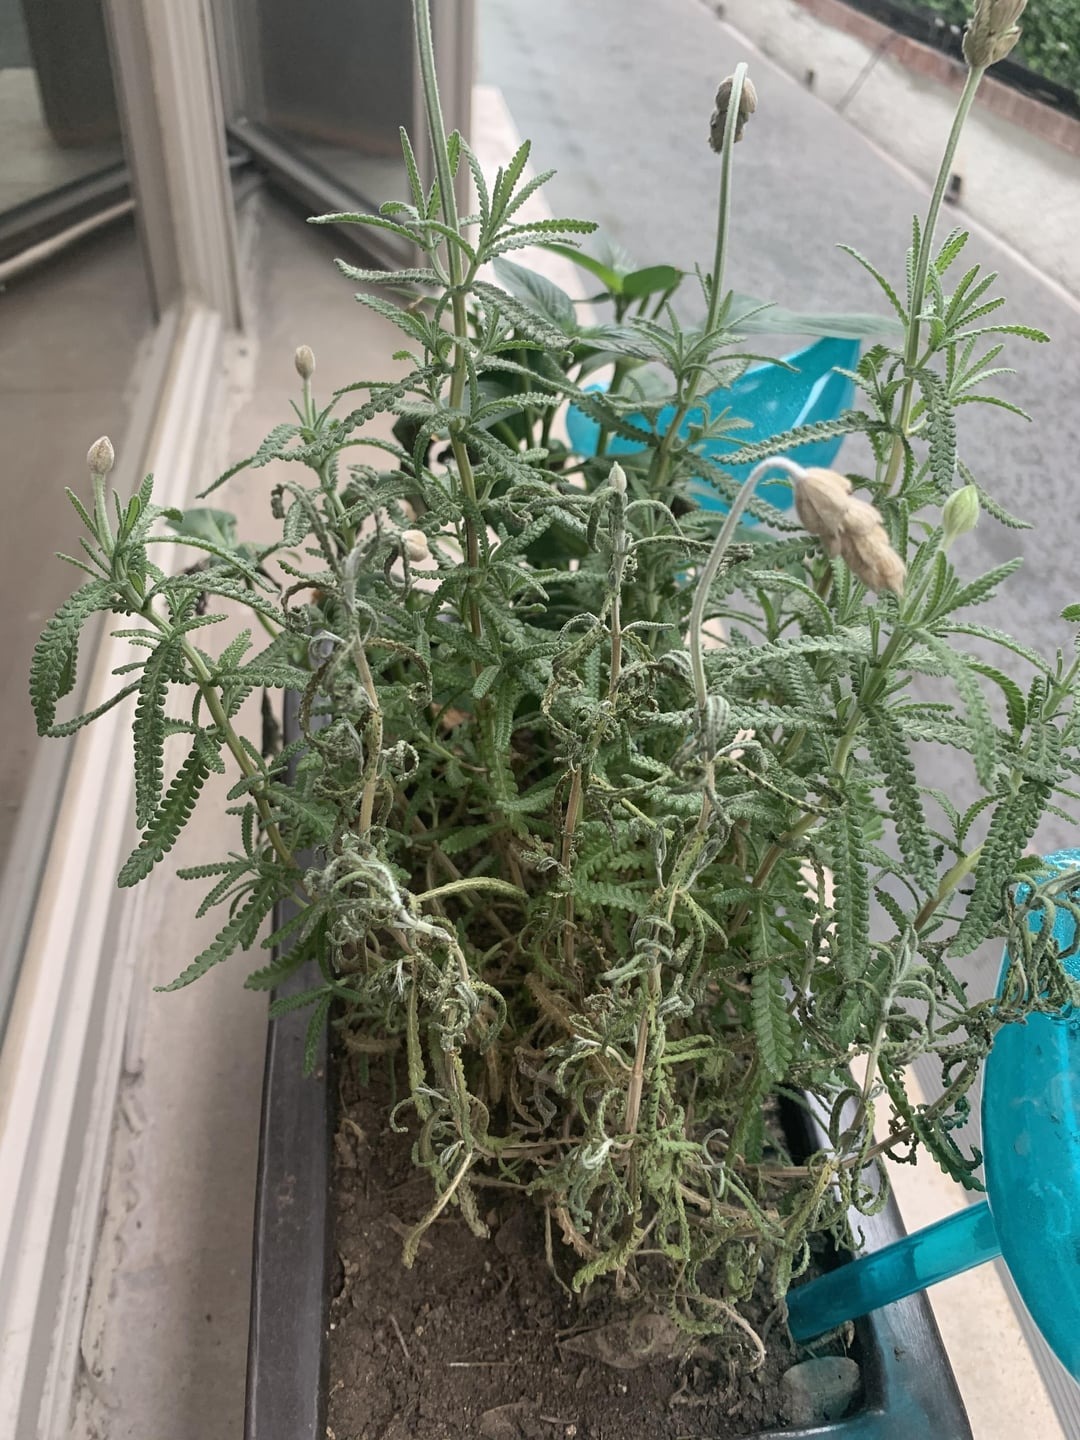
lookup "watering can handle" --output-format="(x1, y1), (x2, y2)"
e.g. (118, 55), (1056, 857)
(786, 1199), (999, 1342)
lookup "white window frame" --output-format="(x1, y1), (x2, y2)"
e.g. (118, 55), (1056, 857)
(0, 4), (241, 1434)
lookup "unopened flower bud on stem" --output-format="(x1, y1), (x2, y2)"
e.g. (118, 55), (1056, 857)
(402, 528), (431, 563)
(87, 436), (115, 476)
(793, 466), (906, 596)
(709, 72), (758, 150)
(294, 345), (316, 381)
(963, 0), (1028, 68)
(942, 485), (980, 549)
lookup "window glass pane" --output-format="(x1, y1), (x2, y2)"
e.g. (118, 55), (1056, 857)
(0, 0), (154, 1029)
(0, 0), (125, 231)
(252, 0), (414, 206)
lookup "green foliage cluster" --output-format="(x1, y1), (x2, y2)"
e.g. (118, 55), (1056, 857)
(31, 0), (1080, 1360)
(912, 0), (1079, 99)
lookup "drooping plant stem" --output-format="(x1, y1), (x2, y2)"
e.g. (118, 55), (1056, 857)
(884, 63), (985, 493)
(688, 456), (805, 711)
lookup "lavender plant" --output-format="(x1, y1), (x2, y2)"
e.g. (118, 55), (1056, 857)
(31, 0), (1080, 1359)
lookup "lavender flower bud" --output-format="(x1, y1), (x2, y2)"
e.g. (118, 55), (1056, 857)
(709, 73), (758, 151)
(963, 0), (1027, 67)
(609, 461), (627, 496)
(794, 467), (852, 543)
(839, 525), (906, 596)
(836, 496), (882, 537)
(942, 485), (980, 548)
(294, 345), (316, 380)
(87, 436), (115, 476)
(402, 528), (430, 563)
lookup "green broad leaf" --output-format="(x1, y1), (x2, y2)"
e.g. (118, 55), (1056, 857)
(166, 506), (239, 551)
(751, 957), (794, 1081)
(540, 242), (622, 294)
(727, 291), (903, 339)
(119, 743), (211, 888)
(492, 256), (578, 331)
(30, 581), (112, 734)
(1062, 605), (1080, 623)
(622, 265), (683, 301)
(866, 710), (936, 890)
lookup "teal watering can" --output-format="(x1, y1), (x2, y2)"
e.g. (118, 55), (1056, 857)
(787, 850), (1080, 1380)
(565, 335), (860, 513)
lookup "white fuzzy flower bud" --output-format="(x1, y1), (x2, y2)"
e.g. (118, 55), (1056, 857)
(609, 461), (627, 496)
(402, 528), (430, 563)
(87, 435), (115, 476)
(294, 345), (316, 380)
(794, 467), (905, 595)
(839, 526), (906, 596)
(794, 467), (852, 543)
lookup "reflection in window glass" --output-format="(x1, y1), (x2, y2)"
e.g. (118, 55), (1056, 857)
(0, 0), (153, 1029)
(0, 0), (124, 214)
(243, 0), (416, 208)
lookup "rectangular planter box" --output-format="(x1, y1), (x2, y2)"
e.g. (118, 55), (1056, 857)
(244, 700), (973, 1439)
